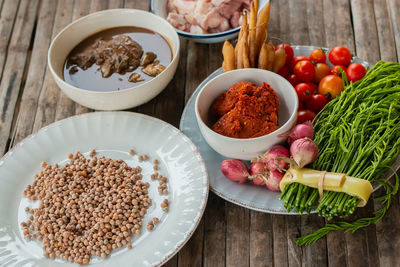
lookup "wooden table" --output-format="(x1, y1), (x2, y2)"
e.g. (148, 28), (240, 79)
(1, 0), (399, 266)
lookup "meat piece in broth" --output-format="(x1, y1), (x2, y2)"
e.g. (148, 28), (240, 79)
(141, 52), (157, 66)
(128, 73), (144, 83)
(142, 61), (166, 77)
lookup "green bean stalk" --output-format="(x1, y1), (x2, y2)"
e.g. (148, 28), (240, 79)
(279, 61), (400, 244)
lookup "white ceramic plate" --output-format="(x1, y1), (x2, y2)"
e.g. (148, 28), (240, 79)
(180, 45), (399, 214)
(0, 112), (209, 266)
(150, 0), (269, 44)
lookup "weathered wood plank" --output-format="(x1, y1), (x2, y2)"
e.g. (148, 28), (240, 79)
(323, 0), (355, 51)
(305, 0), (326, 47)
(300, 215), (328, 267)
(373, 0), (397, 62)
(178, 220), (204, 267)
(351, 0), (380, 64)
(249, 212), (273, 267)
(203, 193), (225, 267)
(184, 42), (209, 102)
(226, 202), (250, 267)
(89, 0), (107, 12)
(0, 0), (39, 154)
(272, 215), (288, 267)
(288, 0), (310, 46)
(108, 0), (123, 9)
(124, 0), (148, 10)
(386, 0), (400, 58)
(0, 0), (20, 82)
(374, 185), (400, 267)
(33, 0), (74, 132)
(163, 255), (178, 267)
(286, 216), (302, 267)
(11, 0), (58, 145)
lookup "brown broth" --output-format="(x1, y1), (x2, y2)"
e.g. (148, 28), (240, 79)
(63, 26), (172, 92)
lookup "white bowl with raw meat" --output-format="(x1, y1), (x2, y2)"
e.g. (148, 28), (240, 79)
(151, 0), (269, 43)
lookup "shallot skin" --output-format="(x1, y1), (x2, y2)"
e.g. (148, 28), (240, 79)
(220, 159), (249, 184)
(290, 137), (319, 168)
(256, 145), (290, 171)
(249, 162), (268, 186)
(265, 170), (285, 192)
(288, 121), (314, 144)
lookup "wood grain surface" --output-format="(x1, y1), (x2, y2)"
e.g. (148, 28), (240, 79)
(0, 0), (399, 266)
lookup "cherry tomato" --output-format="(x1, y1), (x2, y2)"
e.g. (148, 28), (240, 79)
(346, 63), (366, 82)
(306, 94), (328, 113)
(295, 83), (312, 102)
(288, 74), (299, 87)
(328, 46), (352, 66)
(290, 56), (310, 72)
(318, 75), (344, 99)
(331, 65), (347, 76)
(309, 49), (326, 63)
(314, 63), (331, 83)
(294, 60), (316, 82)
(305, 82), (318, 94)
(297, 110), (316, 124)
(275, 44), (294, 66)
(277, 65), (290, 79)
(298, 101), (304, 110)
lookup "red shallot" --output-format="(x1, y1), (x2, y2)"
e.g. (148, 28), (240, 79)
(290, 137), (318, 168)
(220, 159), (249, 184)
(288, 121), (314, 144)
(248, 162), (268, 186)
(252, 145), (290, 171)
(264, 170), (285, 192)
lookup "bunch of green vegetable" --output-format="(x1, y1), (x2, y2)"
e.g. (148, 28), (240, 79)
(279, 61), (400, 244)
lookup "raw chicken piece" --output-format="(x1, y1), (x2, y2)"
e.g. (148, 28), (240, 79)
(201, 8), (230, 31)
(167, 12), (190, 31)
(230, 11), (241, 28)
(215, 1), (242, 19)
(169, 0), (197, 15)
(167, 0), (249, 33)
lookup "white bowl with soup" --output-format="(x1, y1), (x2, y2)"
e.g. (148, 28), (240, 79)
(48, 9), (180, 110)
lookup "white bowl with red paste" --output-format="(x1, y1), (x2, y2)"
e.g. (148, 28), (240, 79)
(151, 0), (270, 43)
(195, 68), (298, 160)
(48, 9), (180, 110)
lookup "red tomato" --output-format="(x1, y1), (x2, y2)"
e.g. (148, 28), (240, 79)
(298, 101), (304, 110)
(346, 63), (366, 82)
(294, 61), (316, 82)
(318, 75), (344, 99)
(305, 82), (318, 94)
(288, 74), (299, 87)
(275, 44), (294, 66)
(277, 65), (290, 78)
(314, 63), (331, 83)
(290, 56), (310, 72)
(331, 65), (347, 76)
(306, 94), (328, 113)
(297, 110), (316, 124)
(295, 83), (312, 102)
(309, 49), (326, 63)
(328, 46), (352, 66)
